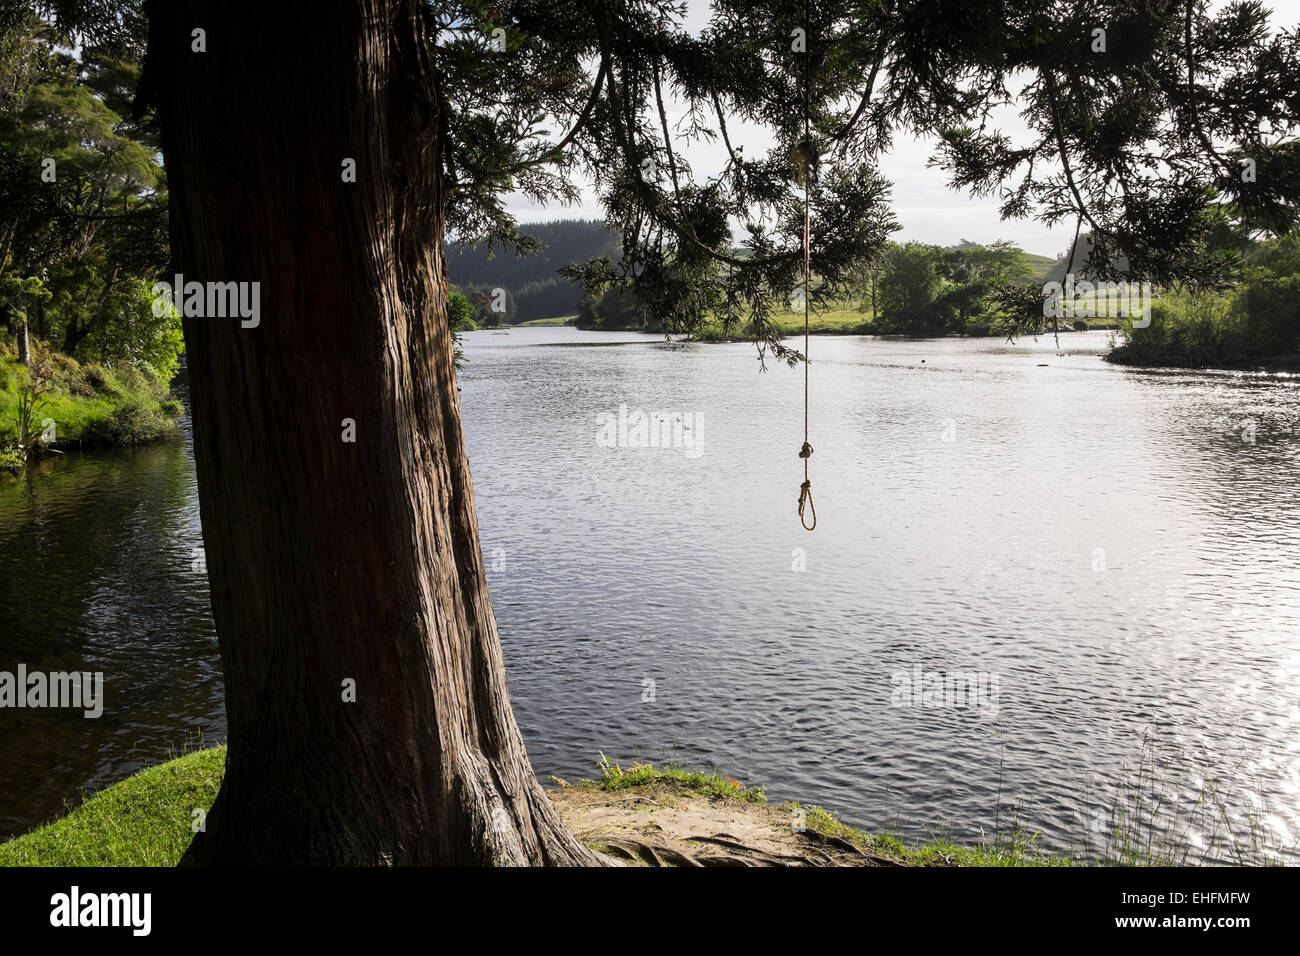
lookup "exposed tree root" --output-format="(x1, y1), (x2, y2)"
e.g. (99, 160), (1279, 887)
(550, 781), (905, 868)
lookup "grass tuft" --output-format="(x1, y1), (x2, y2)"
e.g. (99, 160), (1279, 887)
(585, 753), (767, 803)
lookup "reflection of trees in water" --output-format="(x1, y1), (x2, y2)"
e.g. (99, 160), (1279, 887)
(0, 440), (221, 839)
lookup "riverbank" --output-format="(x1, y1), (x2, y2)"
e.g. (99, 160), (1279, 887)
(518, 313), (578, 327)
(1104, 281), (1300, 372)
(1105, 348), (1300, 372)
(0, 337), (182, 473)
(1106, 316), (1300, 372)
(594, 308), (1119, 342)
(0, 747), (1066, 867)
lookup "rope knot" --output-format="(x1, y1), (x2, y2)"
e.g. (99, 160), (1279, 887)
(798, 441), (813, 460)
(797, 478), (816, 531)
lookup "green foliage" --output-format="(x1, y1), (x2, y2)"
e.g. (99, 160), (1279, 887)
(876, 242), (946, 333)
(0, 444), (22, 472)
(0, 338), (180, 455)
(446, 287), (476, 332)
(73, 274), (183, 379)
(2, 350), (54, 463)
(1231, 233), (1300, 356)
(0, 10), (174, 380)
(573, 285), (656, 331)
(872, 240), (1038, 335)
(461, 283), (515, 327)
(80, 395), (173, 445)
(1111, 235), (1300, 368)
(859, 237), (1077, 335)
(0, 273), (51, 320)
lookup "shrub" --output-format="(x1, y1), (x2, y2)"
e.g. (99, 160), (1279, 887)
(447, 289), (476, 332)
(82, 363), (112, 393)
(82, 398), (175, 446)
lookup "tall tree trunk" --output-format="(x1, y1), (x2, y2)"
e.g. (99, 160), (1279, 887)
(33, 295), (46, 342)
(16, 307), (28, 367)
(144, 0), (596, 866)
(64, 269), (118, 356)
(61, 322), (83, 358)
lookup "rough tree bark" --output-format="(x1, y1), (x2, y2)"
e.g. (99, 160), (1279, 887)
(143, 0), (597, 865)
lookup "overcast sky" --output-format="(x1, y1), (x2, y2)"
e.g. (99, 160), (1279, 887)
(507, 0), (1300, 259)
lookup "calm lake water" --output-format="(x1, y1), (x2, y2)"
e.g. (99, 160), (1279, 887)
(3, 326), (1299, 862)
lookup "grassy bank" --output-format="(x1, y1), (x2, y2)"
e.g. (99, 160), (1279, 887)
(1106, 239), (1300, 369)
(6, 744), (1278, 866)
(1107, 294), (1300, 371)
(0, 747), (225, 867)
(0, 746), (1061, 867)
(517, 313), (577, 327)
(689, 308), (1115, 342)
(0, 336), (182, 472)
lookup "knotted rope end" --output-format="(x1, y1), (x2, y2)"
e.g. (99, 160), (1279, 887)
(797, 477), (816, 531)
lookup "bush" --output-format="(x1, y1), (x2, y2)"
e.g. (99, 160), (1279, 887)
(82, 398), (175, 446)
(1109, 236), (1300, 368)
(447, 289), (476, 332)
(1110, 295), (1241, 367)
(1233, 273), (1300, 356)
(82, 363), (112, 394)
(67, 370), (97, 397)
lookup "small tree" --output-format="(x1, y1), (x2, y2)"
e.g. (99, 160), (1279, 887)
(446, 287), (475, 332)
(878, 243), (945, 333)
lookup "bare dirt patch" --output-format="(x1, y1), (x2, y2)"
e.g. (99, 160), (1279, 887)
(549, 781), (906, 867)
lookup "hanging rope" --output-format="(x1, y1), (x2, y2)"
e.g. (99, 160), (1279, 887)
(796, 1), (816, 532)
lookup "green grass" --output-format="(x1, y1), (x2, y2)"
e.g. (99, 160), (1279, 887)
(0, 336), (182, 464)
(774, 305), (872, 335)
(1024, 252), (1060, 283)
(791, 803), (1070, 867)
(0, 746), (224, 867)
(583, 754), (768, 803)
(517, 314), (577, 327)
(692, 304), (872, 341)
(579, 756), (1065, 864)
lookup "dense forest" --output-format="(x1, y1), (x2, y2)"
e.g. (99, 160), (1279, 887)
(0, 12), (181, 469)
(447, 219), (618, 324)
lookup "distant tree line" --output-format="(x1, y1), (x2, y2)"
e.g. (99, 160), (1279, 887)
(446, 219), (618, 324)
(574, 285), (660, 331)
(871, 240), (1037, 335)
